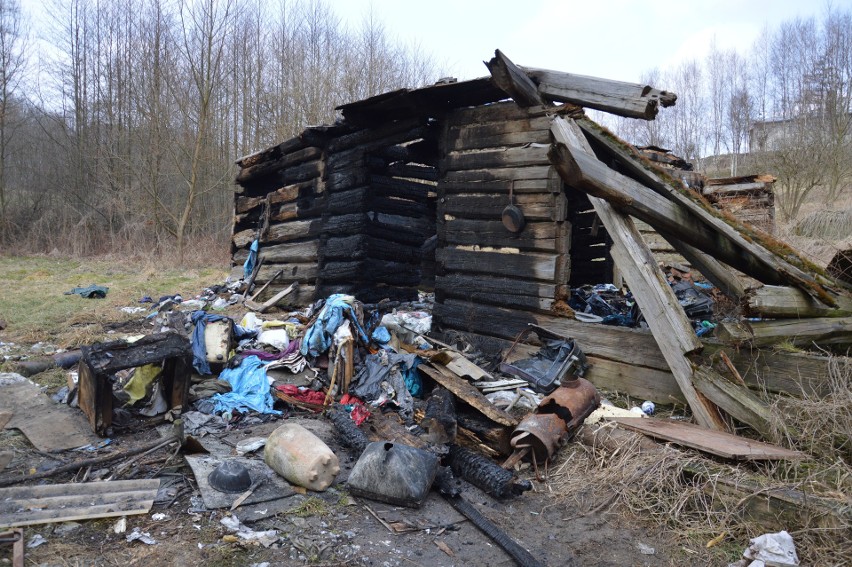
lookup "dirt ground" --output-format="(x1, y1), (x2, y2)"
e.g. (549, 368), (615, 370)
(1, 399), (683, 567)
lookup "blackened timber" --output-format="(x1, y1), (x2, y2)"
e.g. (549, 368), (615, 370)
(443, 145), (550, 171)
(370, 175), (434, 202)
(326, 187), (369, 214)
(233, 240), (319, 264)
(319, 261), (361, 282)
(442, 193), (559, 221)
(383, 162), (438, 181)
(236, 147), (323, 184)
(322, 235), (368, 260)
(326, 167), (370, 192)
(437, 247), (562, 282)
(322, 213), (369, 235)
(232, 219), (321, 248)
(371, 195), (429, 218)
(445, 118), (551, 151)
(367, 237), (423, 263)
(363, 259), (421, 286)
(281, 159), (323, 185)
(366, 213), (433, 246)
(526, 67), (676, 119)
(440, 219), (559, 252)
(251, 263), (317, 284)
(326, 118), (427, 153)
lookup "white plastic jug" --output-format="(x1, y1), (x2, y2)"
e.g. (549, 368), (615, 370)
(264, 423), (339, 491)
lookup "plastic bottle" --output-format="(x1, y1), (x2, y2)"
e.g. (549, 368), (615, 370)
(263, 423), (339, 491)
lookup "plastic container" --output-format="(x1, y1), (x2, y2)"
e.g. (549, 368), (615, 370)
(346, 441), (438, 508)
(263, 423), (339, 491)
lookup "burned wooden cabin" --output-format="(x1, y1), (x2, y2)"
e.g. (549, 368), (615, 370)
(234, 50), (852, 430)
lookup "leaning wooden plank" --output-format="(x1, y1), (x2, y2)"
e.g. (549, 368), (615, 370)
(525, 67), (676, 119)
(0, 479), (159, 528)
(245, 282), (299, 314)
(609, 417), (805, 461)
(744, 285), (852, 318)
(692, 366), (774, 438)
(551, 116), (723, 430)
(575, 117), (846, 303)
(419, 364), (517, 427)
(715, 317), (852, 348)
(486, 49), (548, 107)
(659, 232), (746, 300)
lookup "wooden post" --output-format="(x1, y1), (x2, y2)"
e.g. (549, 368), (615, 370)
(550, 117), (725, 430)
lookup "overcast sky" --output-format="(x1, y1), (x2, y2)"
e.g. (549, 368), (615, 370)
(333, 0), (838, 83)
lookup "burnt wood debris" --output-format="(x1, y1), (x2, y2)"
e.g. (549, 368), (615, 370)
(2, 49), (850, 566)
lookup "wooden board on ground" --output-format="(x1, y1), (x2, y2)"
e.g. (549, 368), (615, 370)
(419, 365), (517, 427)
(429, 350), (493, 381)
(0, 410), (12, 429)
(609, 417), (806, 461)
(0, 479), (159, 528)
(0, 374), (99, 452)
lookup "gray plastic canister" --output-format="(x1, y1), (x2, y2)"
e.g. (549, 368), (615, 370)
(264, 423), (340, 491)
(346, 441), (438, 508)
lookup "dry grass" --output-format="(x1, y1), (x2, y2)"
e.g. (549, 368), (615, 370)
(538, 357), (852, 566)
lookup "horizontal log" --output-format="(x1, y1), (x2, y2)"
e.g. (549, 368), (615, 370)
(584, 355), (686, 404)
(443, 144), (550, 171)
(326, 118), (426, 153)
(440, 176), (551, 195)
(445, 118), (551, 151)
(382, 162), (438, 181)
(715, 317), (852, 348)
(321, 234), (368, 260)
(322, 213), (369, 235)
(370, 175), (435, 202)
(326, 167), (370, 193)
(442, 165), (553, 185)
(701, 182), (773, 196)
(319, 261), (362, 281)
(441, 192), (559, 221)
(526, 67), (676, 119)
(446, 100), (550, 127)
(436, 273), (557, 299)
(251, 263), (317, 284)
(232, 218), (321, 248)
(281, 159), (323, 185)
(236, 146), (322, 185)
(437, 247), (563, 282)
(439, 218), (562, 252)
(233, 240), (319, 264)
(744, 285), (852, 318)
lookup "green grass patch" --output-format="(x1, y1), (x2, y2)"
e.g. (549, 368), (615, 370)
(0, 255), (228, 347)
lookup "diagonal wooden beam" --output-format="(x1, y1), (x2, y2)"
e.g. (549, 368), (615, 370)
(550, 117), (726, 430)
(485, 49), (544, 108)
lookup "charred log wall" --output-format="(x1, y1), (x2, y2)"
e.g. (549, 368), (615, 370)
(434, 102), (575, 338)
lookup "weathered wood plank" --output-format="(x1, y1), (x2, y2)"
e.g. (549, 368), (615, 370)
(445, 118), (551, 151)
(446, 100), (550, 127)
(744, 285), (852, 318)
(609, 417), (804, 461)
(715, 317), (852, 348)
(486, 49), (546, 107)
(551, 116), (723, 430)
(443, 145), (550, 171)
(526, 67), (676, 119)
(440, 219), (559, 252)
(576, 117), (844, 302)
(437, 274), (557, 299)
(442, 193), (557, 221)
(437, 247), (561, 282)
(584, 356), (686, 404)
(443, 165), (553, 185)
(692, 366), (774, 437)
(254, 283), (316, 306)
(247, 263), (317, 284)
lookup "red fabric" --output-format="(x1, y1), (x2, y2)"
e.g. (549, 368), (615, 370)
(275, 384), (326, 406)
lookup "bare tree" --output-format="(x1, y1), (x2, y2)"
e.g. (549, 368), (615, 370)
(0, 0), (25, 244)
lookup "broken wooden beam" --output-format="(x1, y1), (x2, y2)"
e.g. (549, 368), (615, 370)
(419, 364), (517, 427)
(715, 317), (852, 348)
(692, 366), (774, 438)
(550, 116), (724, 431)
(485, 49), (548, 108)
(609, 417), (805, 461)
(744, 285), (852, 318)
(244, 282), (299, 313)
(524, 67), (676, 119)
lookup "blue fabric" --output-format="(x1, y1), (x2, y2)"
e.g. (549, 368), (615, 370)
(402, 356), (422, 397)
(243, 239), (259, 280)
(191, 310), (230, 375)
(371, 326), (391, 345)
(211, 355), (280, 415)
(300, 294), (369, 357)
